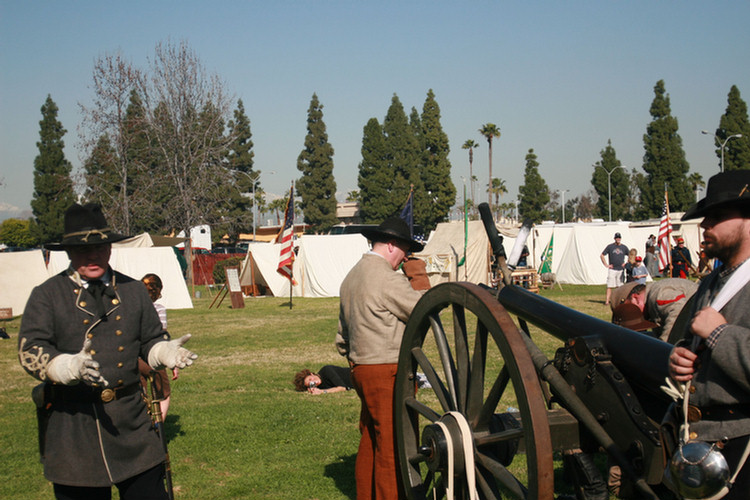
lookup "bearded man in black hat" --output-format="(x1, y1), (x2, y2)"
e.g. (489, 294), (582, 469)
(18, 203), (197, 500)
(667, 171), (750, 499)
(336, 216), (425, 500)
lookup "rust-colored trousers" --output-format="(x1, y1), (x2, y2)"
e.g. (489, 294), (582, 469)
(351, 363), (405, 500)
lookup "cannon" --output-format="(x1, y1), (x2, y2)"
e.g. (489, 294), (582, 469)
(394, 204), (676, 500)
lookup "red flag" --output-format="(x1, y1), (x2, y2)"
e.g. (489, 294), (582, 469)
(657, 194), (672, 272)
(277, 184), (295, 282)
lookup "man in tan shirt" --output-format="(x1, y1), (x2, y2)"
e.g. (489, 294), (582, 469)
(336, 216), (424, 500)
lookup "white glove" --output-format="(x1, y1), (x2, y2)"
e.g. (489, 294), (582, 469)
(46, 339), (110, 387)
(148, 334), (198, 370)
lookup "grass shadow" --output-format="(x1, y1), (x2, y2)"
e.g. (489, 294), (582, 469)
(324, 454), (356, 500)
(163, 413), (185, 444)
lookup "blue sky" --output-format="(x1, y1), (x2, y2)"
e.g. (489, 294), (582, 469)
(2, 1), (749, 219)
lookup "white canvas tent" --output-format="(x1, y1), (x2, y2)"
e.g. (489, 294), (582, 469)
(533, 216), (703, 285)
(239, 234), (370, 298)
(0, 250), (51, 316)
(47, 247), (192, 309)
(415, 221), (519, 287)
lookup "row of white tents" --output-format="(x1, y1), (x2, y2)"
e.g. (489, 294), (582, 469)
(1, 214), (702, 317)
(1, 242), (193, 318)
(238, 213), (702, 294)
(415, 214), (702, 287)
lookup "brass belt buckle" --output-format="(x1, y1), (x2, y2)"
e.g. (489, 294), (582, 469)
(100, 388), (115, 403)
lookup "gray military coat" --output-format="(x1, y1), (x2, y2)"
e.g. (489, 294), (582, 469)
(680, 266), (750, 442)
(18, 269), (168, 487)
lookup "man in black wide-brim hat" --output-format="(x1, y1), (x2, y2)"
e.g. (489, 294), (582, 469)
(18, 203), (197, 500)
(336, 216), (425, 500)
(667, 170), (750, 499)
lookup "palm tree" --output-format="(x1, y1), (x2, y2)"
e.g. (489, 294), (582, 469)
(489, 177), (507, 219)
(688, 172), (705, 203)
(461, 139), (480, 203)
(479, 123), (501, 209)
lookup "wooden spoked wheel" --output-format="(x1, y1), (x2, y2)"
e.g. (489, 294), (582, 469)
(395, 283), (554, 500)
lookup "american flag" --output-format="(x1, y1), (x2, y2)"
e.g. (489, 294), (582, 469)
(657, 194), (672, 272)
(276, 184), (295, 282)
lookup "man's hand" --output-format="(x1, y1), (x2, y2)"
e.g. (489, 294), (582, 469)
(148, 334), (198, 370)
(669, 346), (698, 383)
(690, 307), (727, 339)
(47, 338), (110, 386)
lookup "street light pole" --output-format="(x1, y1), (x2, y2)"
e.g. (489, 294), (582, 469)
(234, 170), (262, 240)
(557, 189), (570, 223)
(595, 165), (625, 222)
(702, 130), (744, 172)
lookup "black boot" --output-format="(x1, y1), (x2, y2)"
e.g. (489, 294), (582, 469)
(562, 451), (608, 500)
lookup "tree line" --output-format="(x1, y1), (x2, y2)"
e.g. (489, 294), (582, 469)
(3, 40), (749, 252)
(457, 80), (749, 224)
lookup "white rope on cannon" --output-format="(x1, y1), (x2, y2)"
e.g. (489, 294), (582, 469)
(434, 411), (478, 500)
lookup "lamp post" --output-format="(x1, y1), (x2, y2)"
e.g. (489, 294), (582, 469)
(595, 165), (625, 222)
(557, 189), (570, 223)
(234, 170), (262, 241)
(702, 130), (743, 172)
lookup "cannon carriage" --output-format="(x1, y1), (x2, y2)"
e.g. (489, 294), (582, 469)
(394, 205), (676, 500)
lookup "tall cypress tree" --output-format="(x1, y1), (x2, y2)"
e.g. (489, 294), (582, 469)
(383, 94), (422, 219)
(518, 149), (550, 223)
(420, 89), (455, 232)
(639, 80), (692, 218)
(591, 139), (629, 220)
(31, 95), (75, 243)
(297, 93), (338, 233)
(714, 85), (750, 172)
(358, 118), (392, 223)
(221, 98), (256, 240)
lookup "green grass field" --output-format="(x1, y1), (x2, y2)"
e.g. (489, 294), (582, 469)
(0, 284), (613, 499)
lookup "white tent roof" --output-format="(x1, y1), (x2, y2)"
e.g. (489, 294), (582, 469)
(0, 250), (50, 316)
(48, 247), (193, 309)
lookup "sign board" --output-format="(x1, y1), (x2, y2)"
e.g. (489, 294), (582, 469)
(225, 267), (245, 309)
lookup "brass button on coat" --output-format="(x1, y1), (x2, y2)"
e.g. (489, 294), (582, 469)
(83, 319), (90, 325)
(112, 299), (119, 305)
(116, 330), (123, 336)
(117, 362), (123, 368)
(100, 389), (115, 403)
(80, 301), (87, 307)
(118, 346), (124, 352)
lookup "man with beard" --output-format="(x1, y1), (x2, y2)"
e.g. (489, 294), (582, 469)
(668, 171), (750, 499)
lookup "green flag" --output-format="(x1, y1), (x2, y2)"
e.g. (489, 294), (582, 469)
(457, 183), (467, 268)
(538, 235), (554, 274)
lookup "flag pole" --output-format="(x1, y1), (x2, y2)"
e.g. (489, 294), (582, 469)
(289, 180), (294, 310)
(463, 183), (468, 280)
(665, 183), (672, 278)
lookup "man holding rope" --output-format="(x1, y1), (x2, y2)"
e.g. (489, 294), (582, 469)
(18, 203), (197, 500)
(668, 171), (750, 499)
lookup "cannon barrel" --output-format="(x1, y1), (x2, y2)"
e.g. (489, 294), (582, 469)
(496, 284), (673, 397)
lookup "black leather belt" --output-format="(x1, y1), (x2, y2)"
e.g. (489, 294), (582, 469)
(687, 404), (750, 423)
(49, 383), (140, 404)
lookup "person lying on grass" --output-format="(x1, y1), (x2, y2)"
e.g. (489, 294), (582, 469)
(293, 365), (353, 394)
